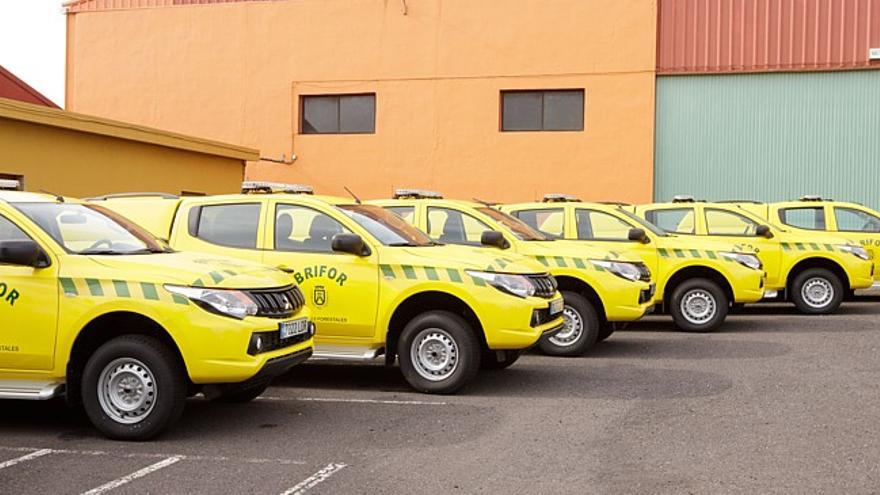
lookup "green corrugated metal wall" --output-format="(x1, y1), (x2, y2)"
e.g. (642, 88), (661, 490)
(654, 70), (880, 210)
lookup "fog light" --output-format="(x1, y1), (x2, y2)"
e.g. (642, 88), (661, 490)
(255, 336), (264, 352)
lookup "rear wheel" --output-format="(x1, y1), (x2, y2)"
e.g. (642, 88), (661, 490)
(669, 279), (728, 332)
(481, 349), (521, 370)
(538, 291), (599, 356)
(596, 323), (614, 343)
(81, 335), (186, 441)
(790, 268), (844, 314)
(398, 311), (480, 394)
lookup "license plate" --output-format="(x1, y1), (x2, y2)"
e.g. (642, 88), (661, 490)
(280, 318), (309, 339)
(549, 298), (564, 316)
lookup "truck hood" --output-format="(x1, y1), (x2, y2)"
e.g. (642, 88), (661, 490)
(391, 244), (548, 274)
(85, 251), (295, 289)
(655, 236), (759, 254)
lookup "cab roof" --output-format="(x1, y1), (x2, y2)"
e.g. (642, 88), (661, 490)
(0, 190), (77, 203)
(370, 197), (491, 209)
(503, 200), (627, 212)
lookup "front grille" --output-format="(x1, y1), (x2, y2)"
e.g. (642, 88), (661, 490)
(527, 274), (558, 299)
(531, 308), (559, 327)
(635, 262), (652, 282)
(245, 285), (305, 319)
(247, 324), (313, 355)
(639, 284), (656, 304)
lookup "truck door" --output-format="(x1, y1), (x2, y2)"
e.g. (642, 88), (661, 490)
(572, 208), (659, 272)
(0, 215), (58, 371)
(702, 207), (783, 286)
(262, 202), (380, 340)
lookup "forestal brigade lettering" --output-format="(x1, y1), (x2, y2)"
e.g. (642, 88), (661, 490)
(0, 282), (20, 307)
(293, 265), (348, 286)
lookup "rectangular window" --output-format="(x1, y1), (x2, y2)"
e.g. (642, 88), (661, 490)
(300, 94), (376, 134)
(779, 207), (825, 230)
(512, 208), (565, 238)
(645, 208), (696, 235)
(194, 203), (261, 249)
(0, 173), (23, 191)
(501, 90), (584, 132)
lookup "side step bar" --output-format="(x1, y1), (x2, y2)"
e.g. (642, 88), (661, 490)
(0, 380), (64, 400)
(311, 345), (383, 361)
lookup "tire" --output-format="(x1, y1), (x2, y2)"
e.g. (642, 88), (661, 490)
(669, 278), (729, 332)
(596, 323), (614, 343)
(481, 349), (521, 370)
(790, 267), (844, 314)
(81, 335), (186, 441)
(398, 310), (481, 394)
(208, 382), (271, 403)
(538, 291), (600, 356)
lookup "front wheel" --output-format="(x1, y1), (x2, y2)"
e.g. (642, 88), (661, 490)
(790, 268), (844, 314)
(538, 291), (600, 356)
(398, 311), (481, 394)
(481, 349), (521, 370)
(81, 335), (186, 441)
(669, 279), (729, 332)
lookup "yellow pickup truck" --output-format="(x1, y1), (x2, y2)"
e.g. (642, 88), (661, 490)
(370, 191), (655, 354)
(501, 196), (766, 332)
(0, 191), (314, 440)
(728, 196), (880, 288)
(95, 184), (564, 394)
(634, 197), (874, 314)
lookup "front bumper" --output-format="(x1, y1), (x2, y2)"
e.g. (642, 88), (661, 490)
(851, 262), (875, 289)
(729, 269), (766, 303)
(482, 295), (564, 350)
(604, 282), (654, 322)
(202, 347), (313, 398)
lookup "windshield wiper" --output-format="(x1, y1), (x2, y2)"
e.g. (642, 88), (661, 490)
(386, 242), (420, 247)
(80, 249), (125, 255)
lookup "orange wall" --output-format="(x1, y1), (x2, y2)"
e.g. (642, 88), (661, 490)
(67, 0), (657, 203)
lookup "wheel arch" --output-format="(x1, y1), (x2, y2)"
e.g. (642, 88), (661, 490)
(553, 275), (608, 324)
(785, 257), (849, 293)
(66, 311), (187, 406)
(664, 266), (734, 308)
(385, 291), (485, 365)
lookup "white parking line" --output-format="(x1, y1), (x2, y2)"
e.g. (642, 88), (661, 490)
(0, 446), (307, 465)
(80, 456), (182, 495)
(260, 396), (448, 406)
(0, 448), (53, 470)
(279, 463), (347, 495)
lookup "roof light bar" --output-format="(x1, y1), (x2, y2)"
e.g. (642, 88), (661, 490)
(0, 179), (21, 191)
(542, 193), (581, 203)
(393, 189), (443, 199)
(799, 195), (824, 202)
(672, 195), (695, 203)
(242, 181), (314, 195)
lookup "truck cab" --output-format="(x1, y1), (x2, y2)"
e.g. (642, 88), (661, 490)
(0, 191), (314, 440)
(96, 183), (564, 394)
(502, 195), (767, 332)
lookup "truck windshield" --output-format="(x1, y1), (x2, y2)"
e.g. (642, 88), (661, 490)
(12, 202), (169, 255)
(477, 207), (551, 241)
(615, 208), (668, 237)
(338, 204), (435, 247)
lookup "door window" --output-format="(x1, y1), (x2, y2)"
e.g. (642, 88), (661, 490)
(705, 209), (760, 236)
(645, 208), (695, 234)
(512, 209), (564, 238)
(834, 207), (880, 233)
(275, 204), (351, 252)
(0, 215), (30, 242)
(779, 207), (825, 230)
(575, 210), (632, 240)
(426, 208), (492, 245)
(385, 206), (415, 224)
(194, 203), (261, 249)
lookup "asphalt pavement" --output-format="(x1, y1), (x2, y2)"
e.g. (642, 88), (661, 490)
(2, 298), (879, 494)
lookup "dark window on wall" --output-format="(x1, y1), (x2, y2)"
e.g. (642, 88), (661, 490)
(501, 90), (584, 132)
(301, 94), (376, 134)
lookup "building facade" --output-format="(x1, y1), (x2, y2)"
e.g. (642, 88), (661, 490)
(64, 0), (880, 206)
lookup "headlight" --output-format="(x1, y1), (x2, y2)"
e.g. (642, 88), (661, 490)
(720, 252), (762, 270)
(590, 260), (645, 282)
(165, 285), (258, 319)
(465, 271), (536, 298)
(838, 244), (870, 260)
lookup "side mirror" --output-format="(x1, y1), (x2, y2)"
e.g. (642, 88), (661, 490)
(331, 233), (370, 256)
(0, 240), (49, 268)
(627, 228), (650, 244)
(480, 230), (510, 249)
(756, 225), (773, 238)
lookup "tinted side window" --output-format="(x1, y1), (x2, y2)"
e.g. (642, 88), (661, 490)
(385, 206), (415, 224)
(501, 90), (584, 132)
(301, 94), (376, 134)
(513, 209), (564, 238)
(779, 207), (825, 230)
(575, 210), (632, 240)
(427, 208), (491, 246)
(275, 204), (350, 253)
(835, 207), (880, 233)
(0, 215), (30, 242)
(195, 204), (261, 249)
(705, 209), (759, 236)
(645, 208), (695, 234)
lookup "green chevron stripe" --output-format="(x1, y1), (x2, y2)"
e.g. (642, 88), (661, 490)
(171, 294), (189, 305)
(141, 282), (159, 301)
(112, 280), (130, 298)
(705, 251), (717, 259)
(424, 266), (439, 280)
(573, 258), (587, 269)
(810, 243), (820, 251)
(59, 277), (78, 296)
(824, 244), (834, 251)
(446, 268), (462, 283)
(554, 256), (568, 267)
(535, 255), (550, 267)
(689, 249), (701, 258)
(223, 270), (237, 276)
(380, 264), (396, 279)
(781, 243), (792, 252)
(85, 279), (104, 296)
(673, 249), (686, 258)
(494, 258), (508, 269)
(795, 243), (806, 251)
(658, 248), (670, 258)
(401, 265), (417, 279)
(192, 278), (205, 287)
(468, 272), (487, 286)
(209, 271), (224, 284)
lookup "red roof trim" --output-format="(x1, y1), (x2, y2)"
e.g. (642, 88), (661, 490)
(0, 65), (60, 109)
